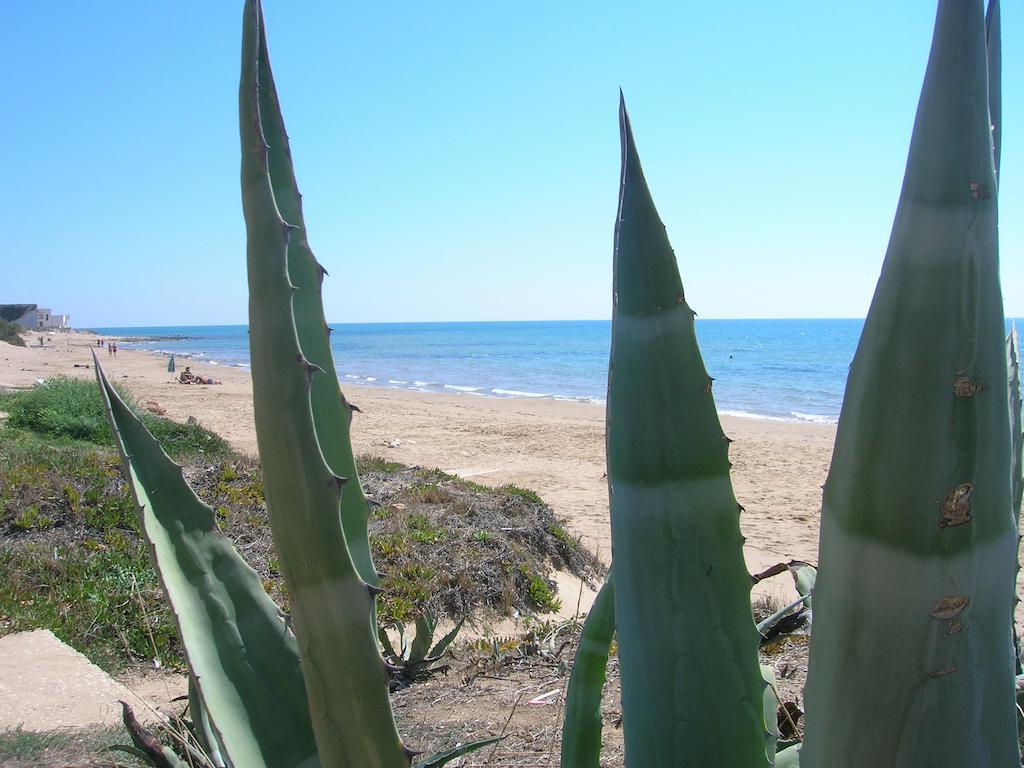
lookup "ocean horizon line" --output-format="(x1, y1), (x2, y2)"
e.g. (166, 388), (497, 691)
(88, 316), (876, 331)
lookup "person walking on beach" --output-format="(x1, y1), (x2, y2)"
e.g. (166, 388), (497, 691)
(107, 341), (112, 356)
(112, 342), (118, 357)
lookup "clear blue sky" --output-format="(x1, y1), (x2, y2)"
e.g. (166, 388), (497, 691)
(1, 2), (1019, 327)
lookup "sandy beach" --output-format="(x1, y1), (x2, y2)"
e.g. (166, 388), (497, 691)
(1, 330), (833, 592)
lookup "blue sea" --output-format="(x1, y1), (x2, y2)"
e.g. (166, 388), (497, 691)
(93, 319), (890, 425)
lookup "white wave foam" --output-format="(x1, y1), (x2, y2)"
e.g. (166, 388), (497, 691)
(365, 377), (377, 382)
(444, 384), (480, 392)
(413, 381), (430, 387)
(491, 388), (549, 399)
(345, 374), (359, 379)
(388, 379), (408, 384)
(719, 409), (790, 423)
(554, 394), (606, 405)
(791, 411), (838, 425)
(720, 408), (838, 425)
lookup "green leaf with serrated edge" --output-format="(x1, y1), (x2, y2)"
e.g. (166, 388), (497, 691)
(94, 360), (317, 768)
(789, 562), (816, 607)
(1008, 330), (1021, 525)
(410, 611), (436, 663)
(397, 621), (409, 658)
(561, 575), (615, 768)
(411, 737), (501, 768)
(428, 615), (465, 660)
(756, 595), (810, 636)
(1008, 329), (1022, 675)
(379, 625), (401, 662)
(607, 95), (769, 767)
(760, 664), (782, 762)
(252, 0), (377, 592)
(986, 0), (1001, 179)
(801, 3), (1016, 765)
(189, 674), (226, 768)
(240, 2), (408, 765)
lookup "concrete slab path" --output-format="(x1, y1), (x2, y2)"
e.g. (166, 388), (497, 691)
(0, 630), (181, 732)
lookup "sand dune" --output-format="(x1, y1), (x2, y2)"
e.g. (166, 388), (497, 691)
(2, 330), (832, 603)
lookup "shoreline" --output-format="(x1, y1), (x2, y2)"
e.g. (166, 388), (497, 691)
(2, 329), (834, 598)
(114, 338), (842, 427)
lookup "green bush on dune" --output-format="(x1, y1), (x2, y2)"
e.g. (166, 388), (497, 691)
(4, 377), (112, 443)
(0, 319), (25, 347)
(1, 377), (230, 458)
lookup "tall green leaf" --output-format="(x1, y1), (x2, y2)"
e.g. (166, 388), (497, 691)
(94, 359), (318, 768)
(252, 2), (377, 590)
(802, 2), (1015, 765)
(607, 96), (770, 767)
(986, 0), (1001, 179)
(561, 575), (615, 768)
(240, 1), (408, 764)
(1009, 329), (1021, 525)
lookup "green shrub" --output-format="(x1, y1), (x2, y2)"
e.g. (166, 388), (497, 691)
(4, 377), (114, 443)
(3, 377), (230, 458)
(0, 319), (25, 346)
(0, 304), (34, 323)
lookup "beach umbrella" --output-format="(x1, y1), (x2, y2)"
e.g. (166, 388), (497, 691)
(167, 354), (176, 373)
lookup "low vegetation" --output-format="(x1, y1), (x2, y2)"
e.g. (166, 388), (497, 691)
(0, 380), (602, 674)
(0, 725), (143, 768)
(0, 319), (25, 347)
(1, 377), (230, 456)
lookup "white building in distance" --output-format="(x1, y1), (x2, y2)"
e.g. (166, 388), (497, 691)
(1, 304), (71, 329)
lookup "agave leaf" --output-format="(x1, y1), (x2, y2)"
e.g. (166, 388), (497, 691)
(607, 95), (769, 766)
(775, 744), (801, 768)
(561, 576), (615, 768)
(759, 663), (782, 760)
(240, 2), (407, 764)
(379, 625), (402, 662)
(397, 621), (410, 659)
(789, 562), (816, 607)
(986, 0), (1001, 178)
(410, 610), (436, 663)
(757, 561), (817, 645)
(802, 2), (1016, 765)
(411, 737), (502, 768)
(189, 674), (227, 768)
(1009, 328), (1022, 674)
(1009, 329), (1021, 524)
(756, 595), (810, 637)
(251, 1), (377, 592)
(428, 615), (466, 660)
(94, 360), (317, 767)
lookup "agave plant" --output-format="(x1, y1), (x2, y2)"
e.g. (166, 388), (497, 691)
(95, 2), (494, 766)
(96, 1), (1012, 767)
(561, 1), (1010, 766)
(802, 2), (1013, 764)
(379, 610), (466, 687)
